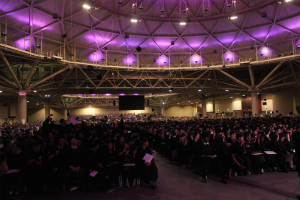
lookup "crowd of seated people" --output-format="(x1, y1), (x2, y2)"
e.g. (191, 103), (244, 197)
(0, 114), (300, 199)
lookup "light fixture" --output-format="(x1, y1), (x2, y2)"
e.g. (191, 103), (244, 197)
(131, 19), (138, 23)
(257, 93), (259, 94)
(231, 97), (233, 98)
(89, 105), (91, 106)
(225, 90), (229, 91)
(118, 0), (122, 4)
(285, 0), (292, 2)
(188, 101), (190, 102)
(83, 4), (91, 9)
(178, 103), (179, 104)
(198, 89), (202, 92)
(230, 16), (238, 20)
(242, 95), (245, 96)
(133, 93), (139, 95)
(37, 103), (39, 105)
(169, 88), (173, 92)
(1, 32), (6, 36)
(196, 102), (198, 103)
(296, 46), (300, 49)
(34, 90), (37, 93)
(191, 103), (193, 104)
(163, 102), (165, 104)
(119, 93), (125, 96)
(265, 106), (267, 109)
(36, 44), (41, 48)
(160, 9), (164, 12)
(0, 91), (2, 93)
(44, 105), (46, 107)
(27, 101), (29, 102)
(180, 22), (186, 25)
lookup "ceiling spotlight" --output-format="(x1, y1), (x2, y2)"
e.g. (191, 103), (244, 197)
(89, 105), (91, 106)
(139, 6), (143, 9)
(227, 58), (230, 61)
(34, 90), (37, 93)
(118, 0), (122, 4)
(296, 46), (300, 49)
(204, 8), (208, 11)
(230, 97), (233, 98)
(62, 34), (67, 38)
(178, 103), (179, 104)
(191, 103), (193, 104)
(1, 32), (7, 36)
(225, 90), (229, 91)
(160, 9), (164, 12)
(180, 22), (186, 25)
(230, 16), (238, 20)
(0, 91), (2, 93)
(36, 44), (41, 48)
(227, 4), (231, 7)
(257, 93), (259, 94)
(242, 95), (245, 96)
(37, 103), (39, 105)
(285, 0), (292, 2)
(27, 101), (29, 102)
(83, 4), (91, 9)
(198, 89), (202, 92)
(131, 19), (138, 23)
(163, 102), (165, 104)
(169, 88), (173, 92)
(195, 60), (198, 64)
(223, 65), (226, 68)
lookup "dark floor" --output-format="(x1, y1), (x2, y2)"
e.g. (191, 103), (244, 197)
(19, 153), (300, 200)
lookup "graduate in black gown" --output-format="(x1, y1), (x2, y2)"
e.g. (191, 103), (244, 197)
(136, 138), (158, 189)
(291, 125), (300, 200)
(198, 132), (227, 184)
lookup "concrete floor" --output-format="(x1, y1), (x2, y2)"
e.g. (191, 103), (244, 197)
(20, 153), (300, 200)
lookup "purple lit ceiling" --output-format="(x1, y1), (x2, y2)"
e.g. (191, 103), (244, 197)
(0, 0), (299, 67)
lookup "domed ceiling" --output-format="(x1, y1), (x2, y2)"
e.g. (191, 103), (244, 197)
(0, 0), (299, 107)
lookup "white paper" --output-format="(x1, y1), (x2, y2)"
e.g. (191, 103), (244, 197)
(143, 153), (154, 163)
(202, 155), (217, 158)
(252, 153), (264, 155)
(69, 117), (78, 125)
(6, 169), (19, 174)
(123, 163), (135, 167)
(264, 151), (277, 155)
(89, 171), (98, 177)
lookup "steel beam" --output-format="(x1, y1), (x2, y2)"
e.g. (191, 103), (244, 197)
(77, 67), (97, 88)
(217, 69), (251, 89)
(256, 61), (284, 90)
(23, 62), (37, 89)
(0, 51), (22, 90)
(27, 65), (70, 90)
(248, 66), (255, 89)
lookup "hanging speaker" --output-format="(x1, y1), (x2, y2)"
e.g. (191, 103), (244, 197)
(152, 108), (154, 112)
(136, 46), (142, 52)
(147, 99), (149, 106)
(113, 100), (115, 106)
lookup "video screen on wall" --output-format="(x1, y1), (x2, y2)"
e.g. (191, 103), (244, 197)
(119, 95), (145, 110)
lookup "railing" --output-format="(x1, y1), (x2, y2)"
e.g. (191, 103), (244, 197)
(0, 39), (300, 71)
